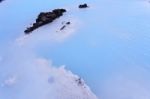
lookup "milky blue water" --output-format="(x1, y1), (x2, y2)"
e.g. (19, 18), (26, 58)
(1, 0), (150, 99)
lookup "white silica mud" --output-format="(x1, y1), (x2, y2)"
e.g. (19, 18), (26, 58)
(0, 46), (98, 99)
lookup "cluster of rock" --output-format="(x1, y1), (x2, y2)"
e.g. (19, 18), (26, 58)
(24, 9), (66, 34)
(75, 77), (85, 86)
(24, 3), (89, 34)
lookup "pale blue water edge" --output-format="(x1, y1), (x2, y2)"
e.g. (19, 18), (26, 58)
(1, 0), (150, 99)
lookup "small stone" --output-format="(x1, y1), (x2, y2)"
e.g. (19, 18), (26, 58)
(60, 25), (66, 30)
(66, 22), (71, 25)
(75, 77), (84, 86)
(79, 3), (89, 8)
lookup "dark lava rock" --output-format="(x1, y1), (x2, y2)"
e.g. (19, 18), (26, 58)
(66, 21), (70, 25)
(0, 0), (4, 3)
(24, 8), (66, 34)
(79, 3), (88, 8)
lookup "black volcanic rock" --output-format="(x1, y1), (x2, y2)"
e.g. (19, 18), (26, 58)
(24, 8), (66, 34)
(66, 21), (70, 25)
(0, 0), (4, 3)
(79, 3), (88, 8)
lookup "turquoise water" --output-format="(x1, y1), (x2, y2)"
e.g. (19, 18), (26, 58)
(1, 0), (150, 98)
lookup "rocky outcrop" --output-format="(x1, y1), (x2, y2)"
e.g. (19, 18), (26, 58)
(24, 8), (66, 34)
(79, 3), (88, 8)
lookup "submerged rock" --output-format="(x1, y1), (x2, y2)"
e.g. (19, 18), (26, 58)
(60, 21), (71, 30)
(79, 3), (89, 8)
(24, 8), (66, 34)
(60, 25), (66, 30)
